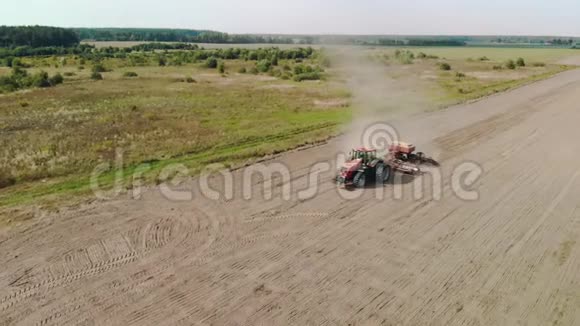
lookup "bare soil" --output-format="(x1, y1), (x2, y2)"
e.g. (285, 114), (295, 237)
(558, 55), (580, 66)
(2, 69), (580, 325)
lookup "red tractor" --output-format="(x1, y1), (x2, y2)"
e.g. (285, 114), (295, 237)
(336, 147), (393, 188)
(336, 142), (437, 188)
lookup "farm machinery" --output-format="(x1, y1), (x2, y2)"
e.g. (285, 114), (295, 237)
(336, 142), (438, 188)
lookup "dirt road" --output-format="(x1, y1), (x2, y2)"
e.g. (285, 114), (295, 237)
(2, 68), (580, 325)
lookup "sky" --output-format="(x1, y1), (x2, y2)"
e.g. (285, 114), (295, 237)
(3, 0), (579, 36)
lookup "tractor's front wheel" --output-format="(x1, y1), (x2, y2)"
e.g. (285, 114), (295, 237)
(353, 171), (366, 188)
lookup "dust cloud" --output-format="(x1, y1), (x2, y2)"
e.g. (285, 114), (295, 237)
(328, 47), (433, 154)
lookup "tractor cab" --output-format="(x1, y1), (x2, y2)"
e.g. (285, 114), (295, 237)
(349, 147), (377, 165)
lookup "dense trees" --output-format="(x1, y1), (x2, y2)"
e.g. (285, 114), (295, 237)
(0, 26), (79, 47)
(0, 44), (323, 92)
(75, 28), (204, 42)
(356, 36), (579, 48)
(0, 41), (315, 68)
(0, 44), (94, 61)
(74, 28), (294, 44)
(548, 38), (574, 46)
(3, 26), (578, 50)
(1, 26), (297, 47)
(407, 39), (466, 46)
(366, 38), (466, 47)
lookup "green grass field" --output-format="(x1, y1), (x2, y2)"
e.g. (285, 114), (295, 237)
(378, 47), (577, 63)
(0, 55), (350, 210)
(367, 47), (574, 106)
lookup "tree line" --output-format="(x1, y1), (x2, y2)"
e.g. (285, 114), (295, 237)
(0, 42), (317, 68)
(1, 26), (298, 48)
(0, 26), (79, 47)
(0, 43), (314, 60)
(364, 38), (466, 47)
(4, 26), (575, 50)
(74, 28), (295, 44)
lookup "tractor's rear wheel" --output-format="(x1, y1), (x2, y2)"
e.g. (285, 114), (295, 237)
(383, 165), (392, 183)
(376, 163), (391, 184)
(376, 164), (392, 184)
(353, 171), (366, 188)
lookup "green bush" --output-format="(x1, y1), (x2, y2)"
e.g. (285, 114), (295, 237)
(205, 57), (218, 68)
(492, 65), (503, 70)
(256, 59), (271, 73)
(90, 72), (103, 80)
(293, 71), (322, 82)
(516, 57), (526, 67)
(63, 72), (76, 76)
(185, 77), (196, 83)
(478, 56), (490, 61)
(11, 58), (30, 67)
(395, 50), (415, 64)
(0, 169), (16, 189)
(269, 69), (282, 77)
(417, 52), (427, 59)
(11, 67), (28, 79)
(531, 62), (546, 67)
(31, 71), (51, 88)
(0, 76), (18, 92)
(92, 63), (107, 73)
(158, 56), (167, 66)
(505, 59), (516, 69)
(238, 67), (247, 73)
(49, 73), (64, 86)
(4, 57), (14, 67)
(293, 64), (304, 75)
(250, 67), (259, 74)
(123, 71), (138, 77)
(399, 56), (413, 64)
(218, 62), (225, 73)
(455, 72), (466, 78)
(439, 62), (451, 71)
(0, 68), (64, 91)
